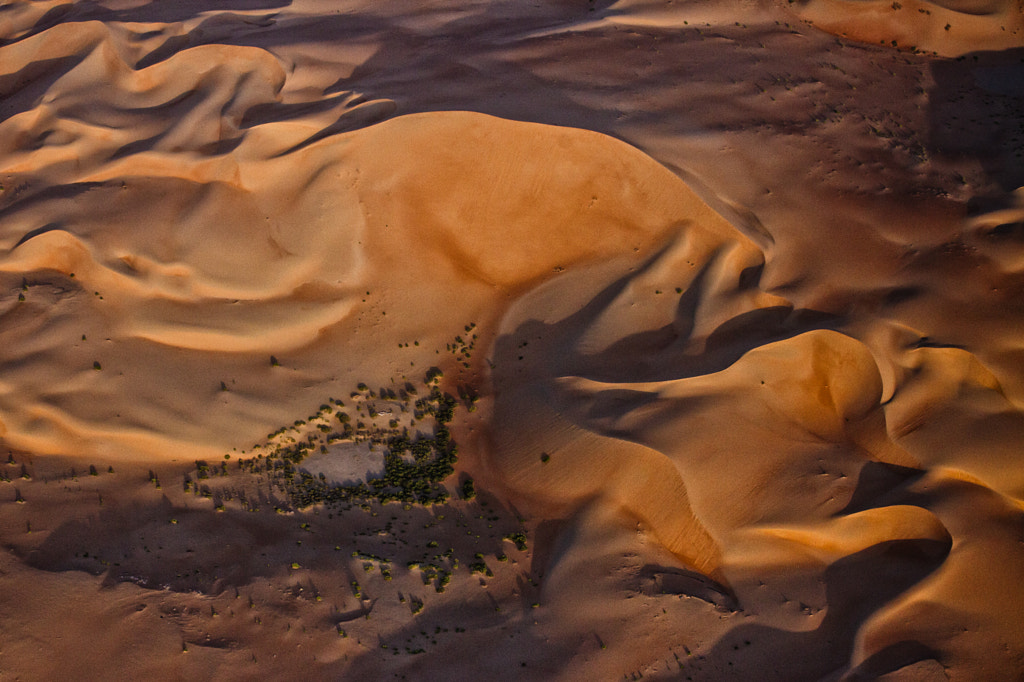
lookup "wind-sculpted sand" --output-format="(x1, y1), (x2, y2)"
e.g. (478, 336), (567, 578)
(2, 0), (1024, 679)
(787, 0), (1024, 56)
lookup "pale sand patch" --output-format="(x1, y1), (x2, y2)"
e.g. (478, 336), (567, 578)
(298, 441), (385, 485)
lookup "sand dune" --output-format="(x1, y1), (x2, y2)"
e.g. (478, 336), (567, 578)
(786, 0), (1024, 56)
(0, 101), (713, 459)
(2, 0), (1024, 679)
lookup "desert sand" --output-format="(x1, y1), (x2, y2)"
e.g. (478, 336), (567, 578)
(2, 0), (1024, 679)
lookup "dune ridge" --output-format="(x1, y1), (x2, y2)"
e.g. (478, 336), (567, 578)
(784, 0), (1024, 56)
(2, 0), (1024, 679)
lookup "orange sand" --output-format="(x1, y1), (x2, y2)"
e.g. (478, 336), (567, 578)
(2, 0), (1023, 679)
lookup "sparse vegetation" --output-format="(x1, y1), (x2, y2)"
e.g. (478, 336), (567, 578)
(504, 531), (528, 551)
(0, 326), (535, 668)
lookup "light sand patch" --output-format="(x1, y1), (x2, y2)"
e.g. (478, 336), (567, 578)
(298, 441), (384, 485)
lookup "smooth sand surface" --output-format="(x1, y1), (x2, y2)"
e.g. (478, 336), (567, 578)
(790, 0), (1024, 56)
(2, 0), (1024, 679)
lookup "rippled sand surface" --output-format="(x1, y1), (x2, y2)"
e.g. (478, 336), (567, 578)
(2, 0), (1023, 679)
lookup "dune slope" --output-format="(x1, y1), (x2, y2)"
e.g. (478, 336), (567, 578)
(2, 0), (1024, 679)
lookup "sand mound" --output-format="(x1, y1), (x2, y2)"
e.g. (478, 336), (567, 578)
(0, 8), (718, 464)
(2, 0), (1024, 679)
(785, 0), (1024, 55)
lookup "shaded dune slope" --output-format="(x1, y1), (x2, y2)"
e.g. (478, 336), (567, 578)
(2, 1), (1024, 679)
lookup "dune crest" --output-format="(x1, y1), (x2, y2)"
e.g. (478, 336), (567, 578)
(2, 0), (1024, 679)
(785, 0), (1024, 55)
(0, 7), (741, 468)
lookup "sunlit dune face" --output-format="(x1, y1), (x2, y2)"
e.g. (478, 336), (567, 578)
(485, 225), (919, 580)
(481, 167), (1024, 677)
(2, 1), (1024, 678)
(785, 0), (1024, 56)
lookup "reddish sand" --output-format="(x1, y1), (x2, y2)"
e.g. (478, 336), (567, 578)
(2, 0), (1024, 679)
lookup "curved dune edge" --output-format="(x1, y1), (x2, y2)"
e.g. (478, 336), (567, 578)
(784, 0), (1024, 56)
(728, 504), (951, 568)
(845, 468), (1024, 676)
(2, 2), (1024, 679)
(0, 99), (731, 460)
(487, 325), (926, 580)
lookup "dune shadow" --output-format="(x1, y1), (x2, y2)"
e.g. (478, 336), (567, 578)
(491, 241), (842, 385)
(678, 536), (950, 681)
(13, 0), (292, 39)
(0, 182), (112, 227)
(12, 221), (67, 248)
(840, 461), (929, 515)
(927, 47), (1024, 193)
(843, 640), (944, 681)
(683, 464), (959, 679)
(22, 494), (308, 594)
